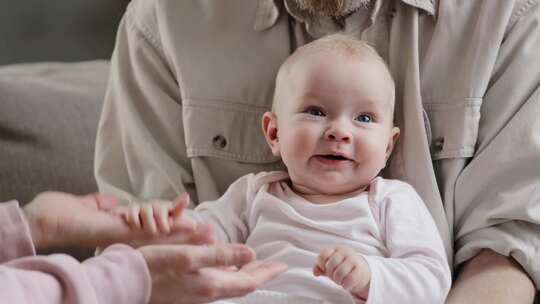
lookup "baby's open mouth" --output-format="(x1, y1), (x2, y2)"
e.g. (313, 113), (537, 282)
(318, 154), (351, 161)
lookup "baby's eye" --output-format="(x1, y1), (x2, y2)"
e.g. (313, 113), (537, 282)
(355, 114), (373, 123)
(305, 106), (325, 116)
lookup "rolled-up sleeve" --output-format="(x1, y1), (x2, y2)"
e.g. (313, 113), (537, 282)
(95, 1), (193, 202)
(453, 1), (540, 289)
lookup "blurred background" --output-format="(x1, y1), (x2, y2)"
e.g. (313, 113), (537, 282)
(0, 0), (130, 259)
(0, 0), (130, 65)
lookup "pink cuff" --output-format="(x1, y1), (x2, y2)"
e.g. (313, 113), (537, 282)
(84, 244), (151, 304)
(0, 201), (36, 263)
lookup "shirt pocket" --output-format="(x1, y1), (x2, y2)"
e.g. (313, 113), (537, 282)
(183, 98), (279, 163)
(423, 98), (482, 160)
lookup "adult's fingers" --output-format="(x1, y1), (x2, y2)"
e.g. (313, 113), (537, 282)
(80, 193), (119, 211)
(199, 260), (288, 300)
(169, 213), (197, 233)
(187, 244), (256, 271)
(139, 244), (256, 273)
(93, 193), (120, 210)
(237, 260), (288, 285)
(185, 223), (215, 245)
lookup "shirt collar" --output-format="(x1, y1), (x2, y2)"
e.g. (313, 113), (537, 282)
(254, 0), (437, 31)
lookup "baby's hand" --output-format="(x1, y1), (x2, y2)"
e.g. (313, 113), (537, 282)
(116, 193), (196, 236)
(313, 245), (371, 301)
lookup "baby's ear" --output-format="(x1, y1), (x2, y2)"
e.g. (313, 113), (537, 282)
(385, 126), (400, 162)
(262, 112), (281, 156)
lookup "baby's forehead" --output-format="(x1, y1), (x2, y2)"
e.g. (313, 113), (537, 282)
(274, 35), (395, 111)
(283, 52), (394, 99)
(287, 35), (387, 69)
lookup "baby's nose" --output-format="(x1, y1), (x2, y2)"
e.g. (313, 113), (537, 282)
(325, 125), (351, 142)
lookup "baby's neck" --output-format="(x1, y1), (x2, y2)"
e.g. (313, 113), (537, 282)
(291, 183), (369, 204)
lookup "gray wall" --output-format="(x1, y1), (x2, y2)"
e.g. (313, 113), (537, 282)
(0, 0), (130, 65)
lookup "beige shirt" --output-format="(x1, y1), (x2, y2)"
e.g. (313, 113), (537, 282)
(95, 0), (540, 288)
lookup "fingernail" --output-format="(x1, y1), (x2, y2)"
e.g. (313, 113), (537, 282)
(239, 247), (255, 263)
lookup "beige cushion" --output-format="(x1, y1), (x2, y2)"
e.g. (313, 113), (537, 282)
(0, 61), (109, 259)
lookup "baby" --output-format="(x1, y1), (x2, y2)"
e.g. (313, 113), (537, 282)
(121, 34), (451, 303)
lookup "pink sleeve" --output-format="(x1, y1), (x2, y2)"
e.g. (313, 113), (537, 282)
(0, 201), (151, 304)
(0, 245), (151, 304)
(0, 201), (35, 262)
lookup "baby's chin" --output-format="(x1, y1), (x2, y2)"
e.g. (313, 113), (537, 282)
(292, 178), (370, 200)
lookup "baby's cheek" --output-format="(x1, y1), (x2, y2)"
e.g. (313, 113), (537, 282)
(289, 127), (317, 158)
(354, 137), (384, 166)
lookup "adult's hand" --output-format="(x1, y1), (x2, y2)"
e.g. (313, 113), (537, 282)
(23, 191), (212, 250)
(139, 244), (288, 304)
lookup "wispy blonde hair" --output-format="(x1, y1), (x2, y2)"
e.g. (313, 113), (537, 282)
(272, 34), (395, 113)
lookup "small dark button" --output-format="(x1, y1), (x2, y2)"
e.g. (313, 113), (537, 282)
(433, 137), (445, 152)
(389, 7), (397, 18)
(212, 135), (227, 149)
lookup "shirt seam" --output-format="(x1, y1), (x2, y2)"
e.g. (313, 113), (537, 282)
(125, 9), (165, 59)
(508, 0), (540, 32)
(432, 148), (475, 158)
(187, 148), (277, 162)
(184, 100), (269, 114)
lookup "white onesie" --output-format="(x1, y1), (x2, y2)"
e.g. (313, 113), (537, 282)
(189, 171), (451, 304)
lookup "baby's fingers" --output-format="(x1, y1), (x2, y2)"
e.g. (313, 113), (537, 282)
(153, 203), (172, 234)
(170, 193), (190, 218)
(313, 264), (324, 276)
(141, 204), (159, 235)
(332, 259), (355, 285)
(169, 194), (196, 233)
(125, 204), (142, 229)
(314, 247), (336, 276)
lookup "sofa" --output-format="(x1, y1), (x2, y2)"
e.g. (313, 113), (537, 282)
(0, 0), (129, 259)
(0, 61), (110, 259)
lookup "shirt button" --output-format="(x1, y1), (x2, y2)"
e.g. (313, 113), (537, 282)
(433, 137), (445, 152)
(212, 135), (227, 149)
(389, 7), (397, 18)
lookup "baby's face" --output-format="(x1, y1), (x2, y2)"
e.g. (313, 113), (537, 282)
(266, 52), (399, 197)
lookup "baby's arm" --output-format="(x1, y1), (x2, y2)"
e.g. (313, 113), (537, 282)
(117, 173), (258, 246)
(352, 183), (451, 303)
(313, 182), (451, 303)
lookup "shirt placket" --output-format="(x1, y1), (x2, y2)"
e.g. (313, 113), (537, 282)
(358, 0), (391, 62)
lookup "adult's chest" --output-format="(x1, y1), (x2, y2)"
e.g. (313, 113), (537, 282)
(415, 1), (510, 161)
(162, 1), (291, 166)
